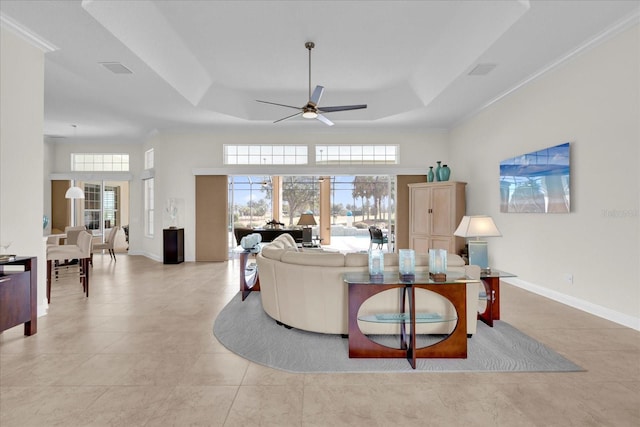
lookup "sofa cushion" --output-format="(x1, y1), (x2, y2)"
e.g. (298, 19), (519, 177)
(271, 233), (299, 249)
(280, 250), (346, 267)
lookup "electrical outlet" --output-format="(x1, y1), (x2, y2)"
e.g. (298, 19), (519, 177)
(564, 274), (574, 284)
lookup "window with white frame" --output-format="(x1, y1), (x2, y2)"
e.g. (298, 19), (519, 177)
(224, 145), (308, 165)
(144, 178), (154, 237)
(145, 148), (154, 169)
(315, 145), (398, 165)
(71, 153), (130, 171)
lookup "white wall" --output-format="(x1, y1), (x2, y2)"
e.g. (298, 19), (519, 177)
(0, 28), (46, 312)
(450, 24), (640, 328)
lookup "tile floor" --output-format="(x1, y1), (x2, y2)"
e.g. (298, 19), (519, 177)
(1, 254), (639, 426)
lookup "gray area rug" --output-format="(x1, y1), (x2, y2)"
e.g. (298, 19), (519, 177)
(213, 292), (584, 373)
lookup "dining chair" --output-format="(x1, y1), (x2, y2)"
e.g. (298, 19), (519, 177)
(64, 225), (87, 245)
(46, 230), (92, 303)
(93, 226), (120, 260)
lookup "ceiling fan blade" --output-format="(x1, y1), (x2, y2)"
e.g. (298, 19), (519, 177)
(316, 114), (334, 126)
(274, 112), (302, 123)
(318, 104), (367, 113)
(309, 85), (324, 106)
(256, 100), (302, 110)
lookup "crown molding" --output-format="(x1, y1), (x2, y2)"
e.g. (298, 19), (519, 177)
(459, 10), (640, 128)
(1, 12), (59, 52)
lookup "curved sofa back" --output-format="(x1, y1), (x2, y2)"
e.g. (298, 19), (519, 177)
(256, 235), (480, 335)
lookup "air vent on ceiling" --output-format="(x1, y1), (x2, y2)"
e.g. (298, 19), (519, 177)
(468, 63), (497, 76)
(100, 62), (133, 74)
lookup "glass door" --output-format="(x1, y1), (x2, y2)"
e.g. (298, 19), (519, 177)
(82, 180), (129, 243)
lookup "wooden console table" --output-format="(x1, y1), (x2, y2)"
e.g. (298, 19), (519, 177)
(344, 272), (474, 369)
(0, 256), (37, 336)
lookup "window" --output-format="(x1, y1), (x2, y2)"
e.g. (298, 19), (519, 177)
(145, 148), (154, 169)
(71, 153), (130, 171)
(315, 145), (398, 165)
(224, 145), (308, 165)
(84, 184), (101, 230)
(144, 178), (154, 237)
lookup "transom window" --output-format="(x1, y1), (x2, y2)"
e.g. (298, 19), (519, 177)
(315, 145), (398, 165)
(224, 145), (308, 165)
(71, 153), (130, 171)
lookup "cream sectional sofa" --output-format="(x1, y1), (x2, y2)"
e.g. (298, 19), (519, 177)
(256, 234), (481, 336)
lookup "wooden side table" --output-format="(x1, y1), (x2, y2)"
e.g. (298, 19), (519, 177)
(239, 251), (260, 301)
(478, 270), (516, 327)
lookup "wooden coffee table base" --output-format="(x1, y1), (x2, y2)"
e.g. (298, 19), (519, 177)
(348, 281), (467, 369)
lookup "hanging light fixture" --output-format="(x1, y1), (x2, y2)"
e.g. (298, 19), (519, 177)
(65, 185), (84, 227)
(65, 186), (85, 199)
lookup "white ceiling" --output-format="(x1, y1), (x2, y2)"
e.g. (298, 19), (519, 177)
(1, 0), (638, 141)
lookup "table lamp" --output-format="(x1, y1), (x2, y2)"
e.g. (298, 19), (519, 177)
(454, 215), (501, 272)
(297, 212), (317, 245)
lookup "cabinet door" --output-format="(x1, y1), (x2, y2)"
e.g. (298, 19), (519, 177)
(0, 272), (31, 332)
(410, 186), (430, 235)
(429, 237), (453, 252)
(430, 186), (453, 236)
(411, 236), (430, 254)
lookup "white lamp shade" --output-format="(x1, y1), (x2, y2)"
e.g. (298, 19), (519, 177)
(65, 186), (85, 199)
(454, 215), (501, 238)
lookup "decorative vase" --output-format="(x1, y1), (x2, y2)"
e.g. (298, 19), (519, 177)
(439, 164), (451, 181)
(427, 167), (435, 182)
(399, 249), (415, 280)
(435, 161), (442, 182)
(429, 249), (447, 274)
(368, 249), (384, 277)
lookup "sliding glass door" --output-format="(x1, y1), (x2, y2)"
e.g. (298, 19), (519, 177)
(228, 175), (395, 252)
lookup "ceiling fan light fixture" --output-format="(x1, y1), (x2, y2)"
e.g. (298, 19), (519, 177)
(256, 41), (366, 125)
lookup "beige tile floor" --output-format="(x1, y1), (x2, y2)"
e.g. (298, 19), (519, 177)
(1, 254), (639, 426)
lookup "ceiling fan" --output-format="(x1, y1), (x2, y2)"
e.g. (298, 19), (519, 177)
(256, 42), (367, 126)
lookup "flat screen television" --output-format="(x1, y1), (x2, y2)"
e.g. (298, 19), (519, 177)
(499, 142), (570, 213)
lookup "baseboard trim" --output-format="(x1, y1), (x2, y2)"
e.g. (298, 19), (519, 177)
(505, 278), (640, 331)
(127, 250), (162, 263)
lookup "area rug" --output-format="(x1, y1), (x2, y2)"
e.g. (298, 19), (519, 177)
(213, 292), (584, 373)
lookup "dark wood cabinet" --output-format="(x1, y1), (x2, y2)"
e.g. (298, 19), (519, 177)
(163, 228), (184, 264)
(0, 256), (37, 335)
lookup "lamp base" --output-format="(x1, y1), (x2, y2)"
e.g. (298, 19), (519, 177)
(468, 240), (489, 269)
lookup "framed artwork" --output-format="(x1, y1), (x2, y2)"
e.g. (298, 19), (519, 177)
(500, 142), (570, 213)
